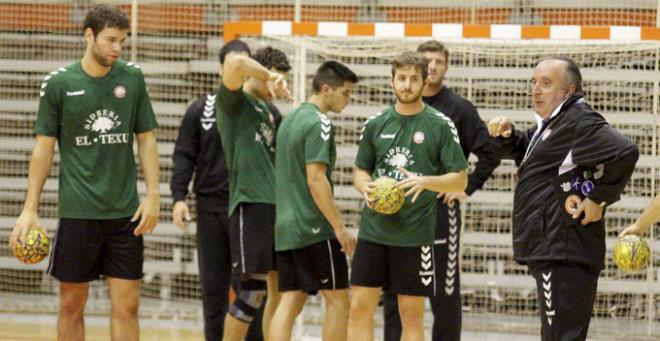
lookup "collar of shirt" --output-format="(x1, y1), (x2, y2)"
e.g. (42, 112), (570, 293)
(532, 99), (567, 138)
(521, 99), (568, 166)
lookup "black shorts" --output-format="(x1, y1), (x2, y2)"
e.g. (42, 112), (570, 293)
(229, 203), (275, 275)
(277, 239), (349, 294)
(351, 239), (435, 297)
(47, 217), (143, 283)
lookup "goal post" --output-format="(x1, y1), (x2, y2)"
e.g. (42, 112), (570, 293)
(228, 24), (660, 339)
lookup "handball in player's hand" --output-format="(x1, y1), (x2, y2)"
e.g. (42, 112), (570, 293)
(13, 228), (49, 264)
(368, 177), (405, 215)
(613, 234), (650, 273)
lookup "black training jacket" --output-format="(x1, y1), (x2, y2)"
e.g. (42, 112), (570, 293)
(423, 86), (500, 195)
(493, 95), (639, 271)
(170, 91), (281, 212)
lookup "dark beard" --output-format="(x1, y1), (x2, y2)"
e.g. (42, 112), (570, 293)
(91, 46), (115, 68)
(93, 53), (113, 67)
(394, 89), (423, 104)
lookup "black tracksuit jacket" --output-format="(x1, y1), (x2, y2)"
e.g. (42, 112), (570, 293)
(170, 91), (281, 212)
(493, 95), (639, 271)
(423, 86), (500, 195)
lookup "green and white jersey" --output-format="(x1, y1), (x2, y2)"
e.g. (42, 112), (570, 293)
(216, 83), (277, 215)
(355, 104), (468, 247)
(275, 103), (336, 251)
(35, 60), (158, 219)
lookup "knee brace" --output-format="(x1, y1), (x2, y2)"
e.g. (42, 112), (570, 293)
(228, 278), (267, 323)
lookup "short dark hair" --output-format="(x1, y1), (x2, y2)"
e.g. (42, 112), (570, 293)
(538, 55), (583, 95)
(219, 39), (251, 64)
(416, 40), (449, 60)
(391, 52), (429, 80)
(253, 47), (291, 73)
(83, 4), (129, 37)
(312, 61), (359, 93)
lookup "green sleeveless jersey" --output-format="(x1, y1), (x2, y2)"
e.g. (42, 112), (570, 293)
(355, 104), (468, 246)
(34, 60), (158, 219)
(275, 103), (336, 251)
(216, 83), (277, 215)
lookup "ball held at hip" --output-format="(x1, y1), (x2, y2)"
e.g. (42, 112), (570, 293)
(13, 228), (50, 264)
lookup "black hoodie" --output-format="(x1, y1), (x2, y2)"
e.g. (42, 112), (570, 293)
(170, 91), (281, 212)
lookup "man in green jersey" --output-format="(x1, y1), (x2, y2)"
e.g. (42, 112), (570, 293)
(9, 5), (159, 340)
(348, 52), (468, 341)
(216, 47), (291, 341)
(269, 61), (358, 341)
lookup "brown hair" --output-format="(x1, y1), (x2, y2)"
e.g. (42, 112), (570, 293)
(417, 40), (449, 60)
(391, 51), (429, 80)
(83, 4), (129, 37)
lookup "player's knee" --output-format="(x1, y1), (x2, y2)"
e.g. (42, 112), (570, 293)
(59, 287), (87, 316)
(114, 296), (139, 317)
(59, 296), (86, 317)
(398, 303), (424, 327)
(228, 278), (266, 323)
(349, 298), (372, 321)
(323, 291), (350, 315)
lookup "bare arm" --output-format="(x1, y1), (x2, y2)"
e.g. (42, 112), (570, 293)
(353, 167), (376, 208)
(398, 168), (468, 203)
(620, 192), (660, 237)
(10, 135), (56, 247)
(132, 130), (160, 236)
(307, 162), (355, 255)
(222, 54), (290, 100)
(222, 54), (272, 90)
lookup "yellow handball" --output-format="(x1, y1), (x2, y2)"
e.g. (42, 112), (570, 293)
(13, 228), (50, 264)
(369, 177), (405, 215)
(613, 234), (650, 273)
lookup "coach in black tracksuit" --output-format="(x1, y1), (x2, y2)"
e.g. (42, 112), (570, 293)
(488, 56), (638, 341)
(383, 40), (500, 341)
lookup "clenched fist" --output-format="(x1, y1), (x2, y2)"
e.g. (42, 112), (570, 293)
(487, 116), (512, 138)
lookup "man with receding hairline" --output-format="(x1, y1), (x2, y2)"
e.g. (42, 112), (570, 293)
(488, 56), (638, 341)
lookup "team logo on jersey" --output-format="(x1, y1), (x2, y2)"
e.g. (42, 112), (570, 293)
(75, 109), (128, 146)
(385, 147), (414, 168)
(413, 131), (425, 144)
(255, 122), (275, 151)
(113, 85), (127, 99)
(379, 147), (418, 180)
(85, 109), (121, 133)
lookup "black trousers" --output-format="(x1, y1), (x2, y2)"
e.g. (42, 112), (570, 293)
(529, 261), (599, 341)
(383, 201), (462, 341)
(196, 206), (263, 341)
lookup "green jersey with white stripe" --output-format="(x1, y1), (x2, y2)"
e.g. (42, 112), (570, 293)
(275, 103), (337, 251)
(34, 60), (158, 219)
(354, 104), (468, 247)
